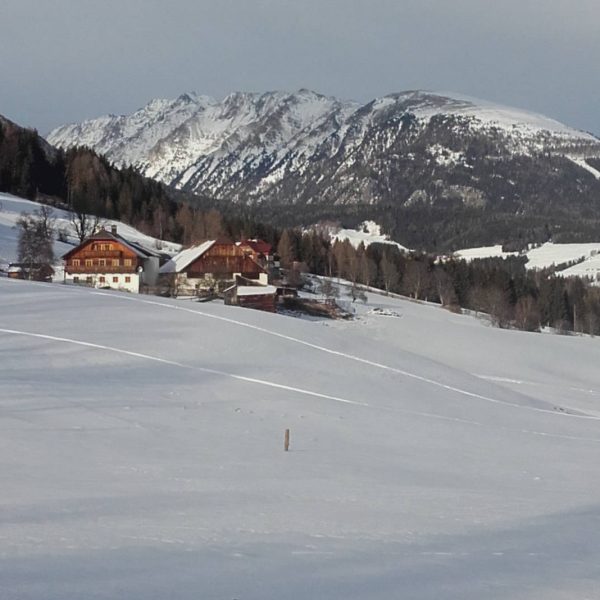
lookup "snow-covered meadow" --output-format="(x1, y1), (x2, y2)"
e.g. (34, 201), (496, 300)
(2, 278), (600, 599)
(455, 241), (600, 277)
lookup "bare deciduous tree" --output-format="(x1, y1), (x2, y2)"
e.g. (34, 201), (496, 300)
(403, 260), (430, 299)
(380, 253), (399, 294)
(70, 210), (102, 243)
(17, 207), (55, 278)
(514, 295), (541, 331)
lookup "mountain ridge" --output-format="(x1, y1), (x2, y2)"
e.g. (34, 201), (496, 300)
(46, 89), (600, 250)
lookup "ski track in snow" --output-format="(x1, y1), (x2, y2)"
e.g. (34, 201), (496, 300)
(4, 324), (600, 445)
(0, 327), (366, 408)
(89, 290), (600, 423)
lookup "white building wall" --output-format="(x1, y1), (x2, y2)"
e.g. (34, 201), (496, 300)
(141, 257), (160, 287)
(65, 272), (140, 293)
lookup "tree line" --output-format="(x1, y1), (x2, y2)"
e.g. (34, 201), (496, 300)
(276, 228), (600, 335)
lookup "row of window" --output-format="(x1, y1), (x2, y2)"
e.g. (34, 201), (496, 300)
(71, 258), (133, 267)
(73, 276), (132, 284)
(91, 243), (114, 251)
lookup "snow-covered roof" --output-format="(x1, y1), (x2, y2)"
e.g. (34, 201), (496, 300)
(236, 285), (277, 297)
(159, 240), (215, 274)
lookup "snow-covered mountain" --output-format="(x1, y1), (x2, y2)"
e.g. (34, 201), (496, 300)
(48, 89), (600, 250)
(48, 89), (358, 198)
(48, 89), (600, 200)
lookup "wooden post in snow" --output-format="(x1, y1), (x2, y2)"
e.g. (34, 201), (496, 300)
(284, 428), (290, 452)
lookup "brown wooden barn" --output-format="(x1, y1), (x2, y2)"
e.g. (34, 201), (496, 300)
(159, 240), (268, 295)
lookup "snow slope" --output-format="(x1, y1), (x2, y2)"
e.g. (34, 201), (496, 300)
(455, 241), (600, 273)
(454, 245), (518, 261)
(331, 220), (409, 251)
(525, 242), (600, 270)
(0, 192), (181, 270)
(3, 278), (600, 599)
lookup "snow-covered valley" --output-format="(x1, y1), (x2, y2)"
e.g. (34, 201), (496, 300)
(2, 278), (600, 599)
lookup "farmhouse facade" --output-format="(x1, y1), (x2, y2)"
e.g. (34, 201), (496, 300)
(159, 239), (268, 294)
(62, 226), (160, 293)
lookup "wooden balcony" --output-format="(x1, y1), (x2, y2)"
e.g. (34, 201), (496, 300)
(66, 265), (138, 274)
(74, 250), (125, 259)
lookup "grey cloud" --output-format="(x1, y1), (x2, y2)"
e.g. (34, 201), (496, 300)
(0, 0), (598, 135)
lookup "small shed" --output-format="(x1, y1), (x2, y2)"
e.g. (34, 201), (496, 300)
(224, 284), (278, 312)
(7, 263), (54, 282)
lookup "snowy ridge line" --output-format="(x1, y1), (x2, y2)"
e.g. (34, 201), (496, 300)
(91, 292), (600, 422)
(0, 327), (366, 408)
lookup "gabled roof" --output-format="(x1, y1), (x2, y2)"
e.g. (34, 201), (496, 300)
(237, 239), (272, 255)
(159, 240), (215, 274)
(62, 228), (157, 260)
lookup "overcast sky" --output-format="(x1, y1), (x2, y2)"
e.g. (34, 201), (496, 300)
(1, 0), (599, 135)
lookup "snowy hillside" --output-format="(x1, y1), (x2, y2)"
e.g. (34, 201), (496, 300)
(326, 220), (409, 251)
(0, 192), (180, 271)
(3, 278), (600, 599)
(455, 241), (600, 276)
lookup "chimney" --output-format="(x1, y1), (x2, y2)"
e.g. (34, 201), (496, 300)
(111, 225), (117, 235)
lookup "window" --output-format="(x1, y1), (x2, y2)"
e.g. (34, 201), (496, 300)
(86, 276), (93, 283)
(73, 276), (79, 283)
(125, 276), (131, 283)
(85, 259), (93, 267)
(108, 244), (114, 251)
(112, 259), (119, 266)
(72, 259), (80, 266)
(112, 276), (119, 283)
(98, 259), (106, 267)
(99, 276), (106, 283)
(124, 258), (132, 267)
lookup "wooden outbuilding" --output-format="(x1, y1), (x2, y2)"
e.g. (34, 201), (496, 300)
(7, 263), (54, 282)
(224, 281), (278, 312)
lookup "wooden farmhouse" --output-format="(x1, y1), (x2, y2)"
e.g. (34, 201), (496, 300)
(159, 239), (268, 295)
(62, 226), (161, 293)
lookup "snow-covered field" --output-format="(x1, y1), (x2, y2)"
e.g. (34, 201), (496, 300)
(0, 193), (181, 271)
(454, 244), (518, 262)
(331, 220), (409, 251)
(455, 241), (600, 276)
(2, 278), (600, 599)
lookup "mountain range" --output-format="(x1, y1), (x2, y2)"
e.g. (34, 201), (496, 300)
(47, 90), (600, 250)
